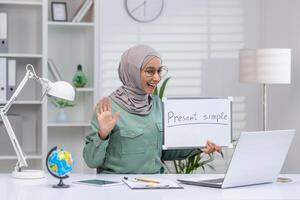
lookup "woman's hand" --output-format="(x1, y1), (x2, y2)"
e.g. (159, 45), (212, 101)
(95, 97), (119, 140)
(201, 140), (222, 154)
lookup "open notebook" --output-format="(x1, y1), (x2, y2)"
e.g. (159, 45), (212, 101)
(122, 177), (183, 189)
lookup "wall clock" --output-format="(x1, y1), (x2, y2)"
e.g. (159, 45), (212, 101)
(125, 0), (164, 23)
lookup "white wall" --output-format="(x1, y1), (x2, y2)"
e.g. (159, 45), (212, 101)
(198, 0), (261, 172)
(98, 0), (299, 173)
(260, 0), (300, 173)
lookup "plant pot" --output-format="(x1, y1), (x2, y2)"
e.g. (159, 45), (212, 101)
(56, 108), (68, 123)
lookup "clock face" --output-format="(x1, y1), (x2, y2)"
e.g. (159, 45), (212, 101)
(125, 0), (164, 23)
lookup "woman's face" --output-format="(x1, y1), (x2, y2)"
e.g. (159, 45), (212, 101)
(140, 57), (162, 94)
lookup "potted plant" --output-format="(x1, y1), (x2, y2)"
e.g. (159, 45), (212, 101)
(154, 77), (223, 173)
(51, 98), (75, 122)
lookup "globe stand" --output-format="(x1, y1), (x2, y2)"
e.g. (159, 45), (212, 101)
(53, 179), (70, 188)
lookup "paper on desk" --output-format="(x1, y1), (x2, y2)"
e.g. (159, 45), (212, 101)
(122, 177), (183, 189)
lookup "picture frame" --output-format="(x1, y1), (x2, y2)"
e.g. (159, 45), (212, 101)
(51, 2), (67, 21)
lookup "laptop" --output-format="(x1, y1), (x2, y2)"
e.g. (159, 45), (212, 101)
(177, 129), (295, 189)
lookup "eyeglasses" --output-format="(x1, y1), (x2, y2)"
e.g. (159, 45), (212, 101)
(143, 66), (168, 78)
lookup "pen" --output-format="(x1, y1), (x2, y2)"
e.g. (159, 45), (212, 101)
(123, 176), (160, 184)
(134, 177), (160, 183)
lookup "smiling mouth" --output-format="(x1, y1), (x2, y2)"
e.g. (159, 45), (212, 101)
(147, 82), (157, 90)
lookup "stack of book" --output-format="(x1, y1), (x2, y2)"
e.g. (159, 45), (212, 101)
(72, 0), (93, 22)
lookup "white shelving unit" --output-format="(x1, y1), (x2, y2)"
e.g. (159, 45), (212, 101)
(0, 53), (43, 58)
(0, 0), (44, 173)
(0, 101), (42, 104)
(46, 0), (98, 174)
(48, 21), (94, 27)
(0, 154), (42, 160)
(47, 122), (91, 127)
(0, 0), (98, 174)
(0, 1), (42, 6)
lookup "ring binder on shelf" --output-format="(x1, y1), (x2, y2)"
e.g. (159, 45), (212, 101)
(7, 59), (16, 99)
(0, 12), (8, 53)
(0, 58), (7, 102)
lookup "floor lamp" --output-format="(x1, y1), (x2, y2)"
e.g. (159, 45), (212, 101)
(239, 48), (291, 131)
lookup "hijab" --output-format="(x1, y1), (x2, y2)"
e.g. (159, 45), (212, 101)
(110, 45), (161, 115)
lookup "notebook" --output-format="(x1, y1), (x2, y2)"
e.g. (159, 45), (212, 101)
(177, 129), (295, 189)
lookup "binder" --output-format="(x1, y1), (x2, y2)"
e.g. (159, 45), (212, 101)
(0, 58), (7, 102)
(7, 59), (16, 99)
(72, 0), (93, 22)
(0, 12), (8, 53)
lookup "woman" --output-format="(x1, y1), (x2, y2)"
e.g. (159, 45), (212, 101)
(83, 45), (221, 173)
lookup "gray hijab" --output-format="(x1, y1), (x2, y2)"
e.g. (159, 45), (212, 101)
(110, 45), (161, 115)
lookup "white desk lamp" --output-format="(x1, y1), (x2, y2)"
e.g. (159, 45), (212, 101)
(0, 64), (75, 179)
(239, 48), (291, 131)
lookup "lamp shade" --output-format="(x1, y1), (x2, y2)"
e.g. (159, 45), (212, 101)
(47, 81), (75, 101)
(239, 48), (291, 84)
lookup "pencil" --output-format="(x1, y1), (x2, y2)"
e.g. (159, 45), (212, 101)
(135, 177), (160, 183)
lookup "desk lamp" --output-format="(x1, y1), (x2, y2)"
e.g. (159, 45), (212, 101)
(0, 64), (75, 179)
(239, 48), (291, 130)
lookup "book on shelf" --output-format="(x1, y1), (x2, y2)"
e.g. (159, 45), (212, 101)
(47, 59), (62, 81)
(72, 0), (93, 23)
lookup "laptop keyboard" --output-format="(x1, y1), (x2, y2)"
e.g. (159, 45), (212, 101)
(200, 178), (224, 183)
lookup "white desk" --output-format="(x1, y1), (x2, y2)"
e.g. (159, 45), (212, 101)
(0, 173), (300, 200)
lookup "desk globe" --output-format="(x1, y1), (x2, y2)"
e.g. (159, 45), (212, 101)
(46, 146), (74, 188)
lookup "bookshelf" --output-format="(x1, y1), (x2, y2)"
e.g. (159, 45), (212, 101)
(48, 21), (94, 27)
(0, 0), (98, 173)
(46, 0), (98, 174)
(0, 1), (42, 6)
(0, 0), (44, 173)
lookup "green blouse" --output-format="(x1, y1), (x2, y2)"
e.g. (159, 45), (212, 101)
(83, 96), (200, 174)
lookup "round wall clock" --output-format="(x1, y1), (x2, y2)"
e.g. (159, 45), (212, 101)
(125, 0), (164, 23)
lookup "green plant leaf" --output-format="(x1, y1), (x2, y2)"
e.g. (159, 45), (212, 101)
(206, 164), (215, 171)
(220, 151), (224, 158)
(153, 87), (158, 96)
(173, 160), (179, 173)
(50, 98), (75, 108)
(159, 77), (171, 99)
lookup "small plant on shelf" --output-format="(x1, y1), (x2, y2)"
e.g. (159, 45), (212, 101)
(51, 98), (75, 123)
(51, 98), (75, 108)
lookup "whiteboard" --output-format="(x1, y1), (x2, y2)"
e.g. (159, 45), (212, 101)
(162, 97), (232, 149)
